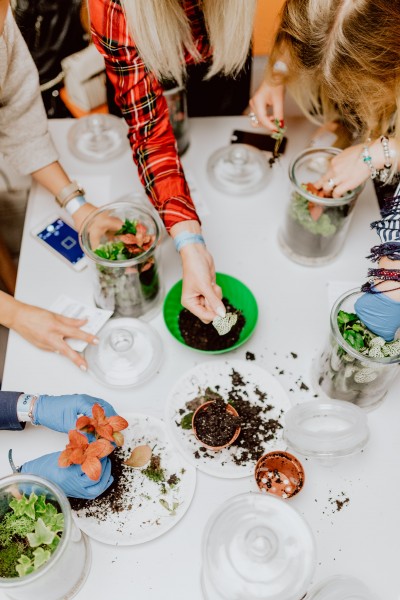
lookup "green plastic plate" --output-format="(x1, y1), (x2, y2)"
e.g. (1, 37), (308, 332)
(163, 272), (258, 354)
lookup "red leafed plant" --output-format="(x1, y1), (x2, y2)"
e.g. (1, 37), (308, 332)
(76, 403), (128, 446)
(58, 404), (128, 480)
(59, 430), (114, 480)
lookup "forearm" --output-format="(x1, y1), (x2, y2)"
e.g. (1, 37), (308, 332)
(31, 162), (71, 197)
(0, 291), (22, 330)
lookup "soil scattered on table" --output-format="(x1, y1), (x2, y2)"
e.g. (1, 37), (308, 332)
(193, 398), (240, 447)
(245, 351), (256, 361)
(329, 493), (350, 513)
(178, 298), (245, 351)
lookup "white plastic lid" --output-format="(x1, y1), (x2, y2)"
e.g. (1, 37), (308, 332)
(306, 575), (378, 599)
(207, 144), (270, 195)
(68, 114), (128, 162)
(85, 318), (162, 388)
(284, 400), (369, 459)
(201, 492), (316, 600)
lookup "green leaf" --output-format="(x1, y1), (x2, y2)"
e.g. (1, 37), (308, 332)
(41, 504), (64, 534)
(10, 493), (37, 520)
(353, 332), (365, 350)
(337, 310), (357, 326)
(343, 330), (356, 347)
(180, 412), (194, 430)
(34, 495), (47, 518)
(115, 219), (137, 235)
(33, 547), (51, 570)
(16, 555), (34, 577)
(27, 518), (56, 548)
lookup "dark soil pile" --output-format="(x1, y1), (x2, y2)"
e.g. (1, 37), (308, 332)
(194, 398), (240, 447)
(69, 448), (130, 517)
(178, 298), (245, 351)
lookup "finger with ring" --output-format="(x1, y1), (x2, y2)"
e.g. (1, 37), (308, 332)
(327, 178), (336, 189)
(248, 112), (259, 126)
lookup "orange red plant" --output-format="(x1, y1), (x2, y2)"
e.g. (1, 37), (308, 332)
(58, 404), (128, 480)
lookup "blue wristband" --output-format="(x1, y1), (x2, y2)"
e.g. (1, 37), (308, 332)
(174, 231), (205, 253)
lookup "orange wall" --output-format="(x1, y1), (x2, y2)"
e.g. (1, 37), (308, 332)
(253, 0), (285, 56)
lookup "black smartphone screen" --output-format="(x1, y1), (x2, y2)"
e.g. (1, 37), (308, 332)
(231, 130), (287, 154)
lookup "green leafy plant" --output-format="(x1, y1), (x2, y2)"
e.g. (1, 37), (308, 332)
(0, 493), (64, 579)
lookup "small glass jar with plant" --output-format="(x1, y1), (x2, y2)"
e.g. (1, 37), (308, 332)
(312, 288), (400, 410)
(279, 148), (364, 266)
(80, 201), (162, 319)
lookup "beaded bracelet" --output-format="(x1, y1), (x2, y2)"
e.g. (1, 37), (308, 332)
(174, 231), (205, 253)
(379, 136), (393, 183)
(361, 140), (377, 179)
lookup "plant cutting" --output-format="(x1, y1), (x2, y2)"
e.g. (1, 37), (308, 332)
(59, 404), (128, 480)
(80, 203), (162, 318)
(0, 492), (64, 579)
(314, 289), (400, 409)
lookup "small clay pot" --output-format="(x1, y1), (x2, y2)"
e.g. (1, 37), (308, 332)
(192, 401), (241, 451)
(255, 451), (305, 499)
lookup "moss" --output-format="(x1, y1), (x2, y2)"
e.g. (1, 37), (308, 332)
(0, 540), (30, 578)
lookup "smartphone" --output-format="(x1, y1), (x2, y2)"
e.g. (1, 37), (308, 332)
(31, 216), (87, 271)
(231, 129), (287, 154)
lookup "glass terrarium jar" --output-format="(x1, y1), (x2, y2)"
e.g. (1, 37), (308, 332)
(163, 84), (190, 156)
(201, 492), (316, 600)
(80, 201), (162, 319)
(312, 289), (400, 410)
(278, 148), (364, 265)
(0, 474), (90, 600)
(67, 114), (128, 163)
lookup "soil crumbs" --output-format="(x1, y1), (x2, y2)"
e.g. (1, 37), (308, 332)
(179, 298), (245, 351)
(194, 398), (240, 447)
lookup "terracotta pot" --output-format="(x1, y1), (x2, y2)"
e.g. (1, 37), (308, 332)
(192, 401), (241, 451)
(255, 451), (305, 499)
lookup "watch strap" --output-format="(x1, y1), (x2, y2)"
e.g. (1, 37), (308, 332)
(55, 181), (86, 208)
(17, 394), (39, 423)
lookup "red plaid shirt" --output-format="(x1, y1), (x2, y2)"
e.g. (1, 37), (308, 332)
(89, 0), (212, 231)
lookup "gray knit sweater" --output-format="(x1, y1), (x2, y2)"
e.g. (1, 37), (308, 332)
(0, 9), (58, 175)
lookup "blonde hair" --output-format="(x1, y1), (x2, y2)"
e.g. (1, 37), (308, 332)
(268, 0), (400, 145)
(120, 0), (256, 85)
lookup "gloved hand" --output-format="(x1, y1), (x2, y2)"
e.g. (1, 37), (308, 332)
(21, 453), (113, 499)
(33, 394), (117, 433)
(355, 292), (400, 342)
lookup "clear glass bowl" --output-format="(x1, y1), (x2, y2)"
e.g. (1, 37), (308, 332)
(201, 492), (316, 600)
(207, 143), (270, 195)
(284, 399), (369, 459)
(278, 148), (364, 266)
(0, 474), (90, 600)
(312, 288), (400, 410)
(67, 114), (128, 163)
(80, 201), (162, 319)
(305, 575), (378, 599)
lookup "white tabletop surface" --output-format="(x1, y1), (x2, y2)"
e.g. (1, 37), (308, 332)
(1, 116), (398, 600)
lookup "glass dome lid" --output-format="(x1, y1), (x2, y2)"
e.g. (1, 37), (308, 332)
(68, 114), (129, 162)
(85, 318), (162, 388)
(207, 143), (270, 195)
(283, 399), (369, 459)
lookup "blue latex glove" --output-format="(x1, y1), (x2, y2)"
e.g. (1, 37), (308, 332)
(21, 453), (113, 499)
(33, 394), (117, 433)
(355, 292), (400, 342)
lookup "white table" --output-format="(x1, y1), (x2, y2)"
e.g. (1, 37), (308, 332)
(1, 117), (397, 599)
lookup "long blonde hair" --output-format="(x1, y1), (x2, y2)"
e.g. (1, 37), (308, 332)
(269, 0), (400, 144)
(120, 0), (256, 85)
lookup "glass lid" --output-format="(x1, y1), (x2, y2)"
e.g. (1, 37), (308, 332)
(68, 114), (129, 162)
(207, 143), (270, 195)
(306, 575), (378, 599)
(284, 400), (369, 459)
(202, 492), (315, 600)
(85, 318), (162, 388)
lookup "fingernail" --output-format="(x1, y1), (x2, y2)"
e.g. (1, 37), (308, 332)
(80, 364), (87, 372)
(279, 119), (285, 128)
(92, 337), (99, 345)
(216, 306), (226, 318)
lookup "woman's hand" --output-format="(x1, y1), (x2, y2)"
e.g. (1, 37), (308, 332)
(180, 243), (224, 323)
(315, 139), (384, 198)
(249, 81), (285, 132)
(10, 301), (98, 370)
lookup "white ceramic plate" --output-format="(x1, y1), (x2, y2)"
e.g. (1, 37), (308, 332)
(72, 413), (196, 545)
(165, 360), (291, 478)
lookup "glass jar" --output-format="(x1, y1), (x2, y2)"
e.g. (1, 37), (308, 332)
(0, 474), (90, 600)
(80, 201), (162, 319)
(163, 84), (190, 156)
(312, 289), (400, 410)
(305, 575), (377, 599)
(278, 148), (363, 265)
(67, 114), (128, 163)
(201, 492), (316, 600)
(207, 144), (270, 195)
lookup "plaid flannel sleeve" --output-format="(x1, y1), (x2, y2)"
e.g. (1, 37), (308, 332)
(89, 0), (200, 231)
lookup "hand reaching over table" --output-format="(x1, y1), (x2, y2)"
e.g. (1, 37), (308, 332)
(32, 394), (117, 433)
(249, 81), (285, 132)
